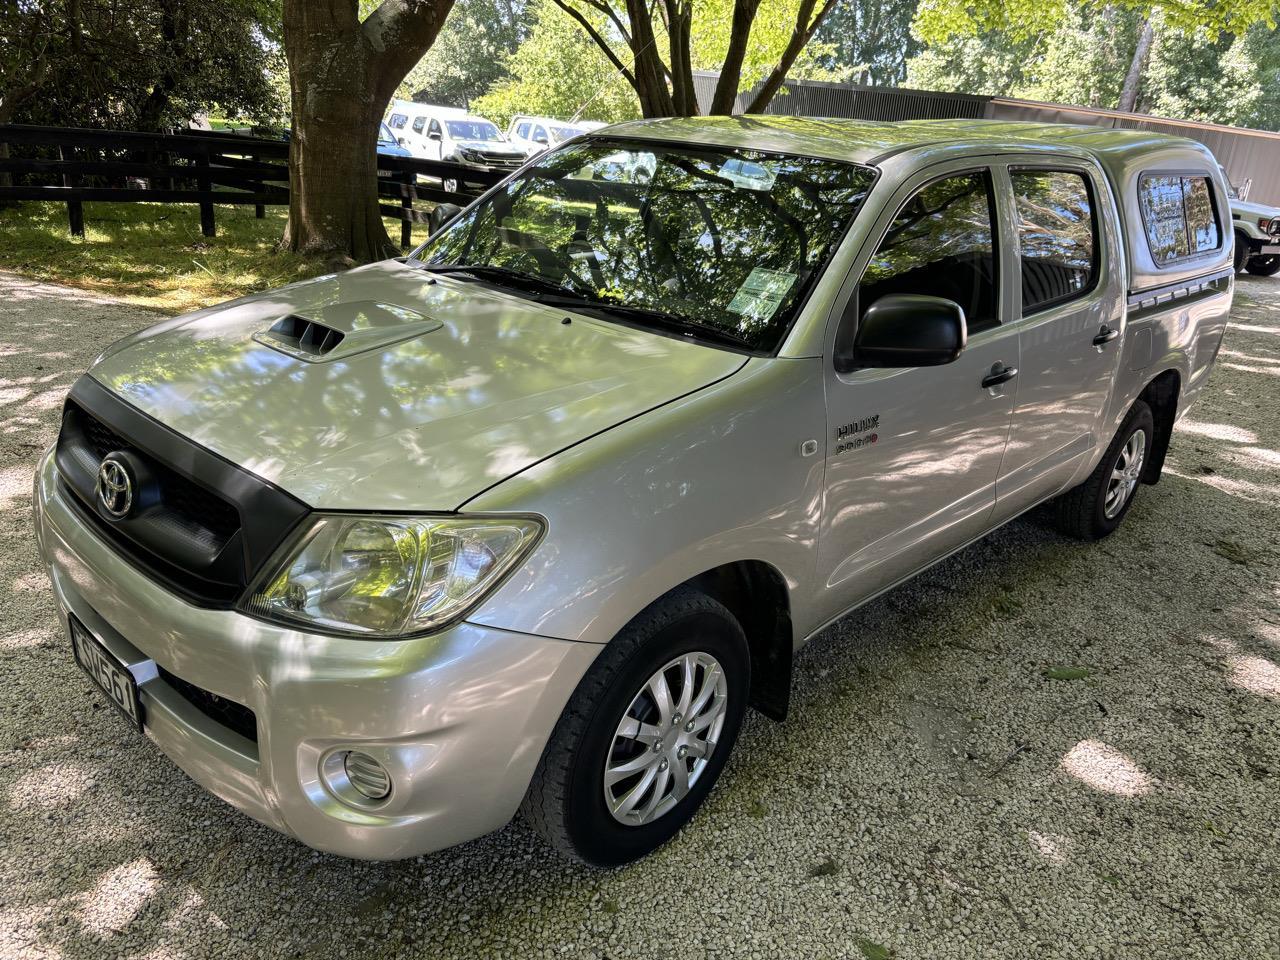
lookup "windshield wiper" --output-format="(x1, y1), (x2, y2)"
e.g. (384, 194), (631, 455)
(416, 262), (587, 300)
(416, 261), (758, 353)
(539, 296), (760, 352)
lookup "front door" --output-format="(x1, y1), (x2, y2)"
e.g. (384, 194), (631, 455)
(990, 161), (1126, 521)
(817, 164), (1020, 621)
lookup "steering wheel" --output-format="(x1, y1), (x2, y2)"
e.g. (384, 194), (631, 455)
(497, 226), (598, 296)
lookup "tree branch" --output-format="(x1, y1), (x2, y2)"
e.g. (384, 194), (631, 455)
(550, 0), (638, 90)
(743, 0), (839, 114)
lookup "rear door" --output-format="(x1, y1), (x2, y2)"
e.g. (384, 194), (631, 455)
(989, 160), (1126, 522)
(815, 160), (1020, 622)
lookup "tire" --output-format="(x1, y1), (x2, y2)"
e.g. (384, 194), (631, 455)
(1234, 234), (1249, 273)
(1245, 254), (1280, 277)
(521, 586), (750, 867)
(1052, 399), (1155, 541)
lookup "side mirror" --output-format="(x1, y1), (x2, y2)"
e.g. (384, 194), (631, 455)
(429, 202), (463, 234)
(428, 130), (443, 141)
(840, 294), (967, 371)
(396, 137), (406, 147)
(533, 134), (549, 145)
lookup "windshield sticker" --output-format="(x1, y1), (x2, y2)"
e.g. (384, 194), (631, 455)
(718, 158), (777, 191)
(727, 268), (796, 322)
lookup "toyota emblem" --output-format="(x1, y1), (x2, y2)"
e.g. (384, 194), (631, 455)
(95, 456), (134, 519)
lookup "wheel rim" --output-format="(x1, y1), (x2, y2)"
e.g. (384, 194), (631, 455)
(603, 651), (729, 826)
(1104, 429), (1146, 519)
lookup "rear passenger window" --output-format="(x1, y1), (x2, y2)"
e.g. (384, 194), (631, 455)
(1139, 174), (1221, 265)
(860, 172), (999, 333)
(1011, 170), (1098, 313)
(388, 114), (407, 129)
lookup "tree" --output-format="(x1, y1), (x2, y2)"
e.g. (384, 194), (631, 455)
(280, 0), (454, 262)
(906, 1), (1280, 130)
(1, 0), (282, 132)
(809, 0), (921, 86)
(472, 0), (641, 125)
(395, 0), (527, 107)
(550, 0), (841, 117)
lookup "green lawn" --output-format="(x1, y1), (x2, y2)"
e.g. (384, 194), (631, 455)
(0, 201), (430, 315)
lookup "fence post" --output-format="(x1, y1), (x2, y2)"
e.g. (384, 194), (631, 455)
(59, 145), (84, 237)
(195, 147), (215, 237)
(400, 167), (414, 248)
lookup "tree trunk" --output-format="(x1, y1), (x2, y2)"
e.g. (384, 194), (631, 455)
(281, 0), (453, 263)
(743, 0), (839, 114)
(1117, 18), (1154, 114)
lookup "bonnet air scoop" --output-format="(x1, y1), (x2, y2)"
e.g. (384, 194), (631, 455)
(253, 300), (443, 363)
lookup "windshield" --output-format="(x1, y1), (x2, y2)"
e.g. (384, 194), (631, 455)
(412, 140), (875, 352)
(447, 120), (503, 142)
(378, 123), (397, 144)
(549, 124), (586, 143)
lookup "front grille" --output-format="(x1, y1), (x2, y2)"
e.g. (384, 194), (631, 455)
(55, 376), (311, 607)
(158, 666), (258, 743)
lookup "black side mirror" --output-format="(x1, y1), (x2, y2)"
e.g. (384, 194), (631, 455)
(428, 130), (443, 141)
(839, 293), (967, 371)
(429, 202), (463, 234)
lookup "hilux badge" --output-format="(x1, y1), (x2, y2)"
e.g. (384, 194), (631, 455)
(96, 457), (133, 519)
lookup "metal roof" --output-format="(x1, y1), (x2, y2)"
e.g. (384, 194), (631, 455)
(595, 115), (1199, 166)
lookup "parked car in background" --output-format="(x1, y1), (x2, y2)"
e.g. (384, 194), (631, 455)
(385, 100), (525, 171)
(1222, 167), (1280, 275)
(506, 116), (602, 157)
(376, 122), (412, 159)
(37, 118), (1231, 870)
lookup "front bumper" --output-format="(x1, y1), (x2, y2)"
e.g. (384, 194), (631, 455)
(33, 449), (599, 860)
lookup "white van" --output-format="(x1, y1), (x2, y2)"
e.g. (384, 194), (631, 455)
(384, 100), (525, 171)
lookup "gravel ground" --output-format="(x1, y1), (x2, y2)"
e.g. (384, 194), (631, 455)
(2, 269), (1279, 960)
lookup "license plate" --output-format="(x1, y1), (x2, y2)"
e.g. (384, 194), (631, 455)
(69, 616), (143, 731)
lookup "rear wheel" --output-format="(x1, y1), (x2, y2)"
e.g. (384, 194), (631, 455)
(521, 587), (749, 867)
(1052, 400), (1154, 541)
(1246, 254), (1280, 277)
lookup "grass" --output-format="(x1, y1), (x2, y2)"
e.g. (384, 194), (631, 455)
(0, 201), (431, 315)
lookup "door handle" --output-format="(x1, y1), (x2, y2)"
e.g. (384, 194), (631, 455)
(1093, 325), (1120, 346)
(981, 364), (1018, 389)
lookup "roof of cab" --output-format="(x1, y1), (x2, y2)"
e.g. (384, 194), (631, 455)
(599, 115), (1206, 168)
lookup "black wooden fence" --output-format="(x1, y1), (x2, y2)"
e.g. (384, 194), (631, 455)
(0, 124), (512, 248)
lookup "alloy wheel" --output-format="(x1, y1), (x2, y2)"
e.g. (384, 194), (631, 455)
(603, 652), (729, 826)
(1104, 429), (1146, 519)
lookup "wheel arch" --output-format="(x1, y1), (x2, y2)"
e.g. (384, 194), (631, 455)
(682, 560), (794, 722)
(1138, 368), (1181, 484)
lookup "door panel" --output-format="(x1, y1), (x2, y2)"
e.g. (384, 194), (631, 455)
(992, 164), (1127, 521)
(818, 166), (1018, 624)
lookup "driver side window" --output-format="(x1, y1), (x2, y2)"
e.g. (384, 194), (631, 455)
(412, 116), (426, 134)
(859, 171), (1000, 334)
(428, 119), (442, 138)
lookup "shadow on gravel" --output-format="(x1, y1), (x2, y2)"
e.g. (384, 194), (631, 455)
(2, 273), (1279, 959)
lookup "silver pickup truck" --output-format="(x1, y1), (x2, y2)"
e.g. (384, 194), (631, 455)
(34, 118), (1232, 867)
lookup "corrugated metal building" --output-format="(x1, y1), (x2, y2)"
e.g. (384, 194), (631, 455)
(691, 72), (1280, 207)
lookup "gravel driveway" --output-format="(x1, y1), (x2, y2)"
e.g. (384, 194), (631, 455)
(2, 270), (1278, 960)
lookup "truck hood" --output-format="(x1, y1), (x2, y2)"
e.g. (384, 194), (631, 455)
(89, 260), (745, 511)
(1231, 198), (1280, 220)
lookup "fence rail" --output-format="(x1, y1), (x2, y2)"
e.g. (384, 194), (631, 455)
(0, 124), (512, 247)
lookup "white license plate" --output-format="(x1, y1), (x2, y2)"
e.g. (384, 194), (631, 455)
(70, 616), (143, 731)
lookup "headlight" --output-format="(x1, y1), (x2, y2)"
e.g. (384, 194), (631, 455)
(241, 514), (542, 637)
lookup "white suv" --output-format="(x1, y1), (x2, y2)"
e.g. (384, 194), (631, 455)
(385, 100), (525, 171)
(506, 116), (602, 157)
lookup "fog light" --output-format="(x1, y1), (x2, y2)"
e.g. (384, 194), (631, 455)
(342, 751), (392, 800)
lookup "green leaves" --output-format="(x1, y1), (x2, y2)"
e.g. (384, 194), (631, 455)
(1043, 666), (1092, 681)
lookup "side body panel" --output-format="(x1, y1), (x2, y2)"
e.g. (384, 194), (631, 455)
(813, 157), (1020, 628)
(989, 157), (1128, 521)
(463, 357), (829, 646)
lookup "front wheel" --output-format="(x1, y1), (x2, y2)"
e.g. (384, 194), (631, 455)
(521, 587), (749, 867)
(1052, 399), (1155, 540)
(1234, 234), (1250, 272)
(1246, 254), (1280, 277)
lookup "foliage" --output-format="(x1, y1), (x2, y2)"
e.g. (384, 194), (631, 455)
(550, 0), (840, 116)
(913, 0), (1279, 46)
(395, 0), (527, 107)
(472, 0), (641, 125)
(907, 2), (1280, 129)
(0, 0), (283, 131)
(809, 0), (922, 86)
